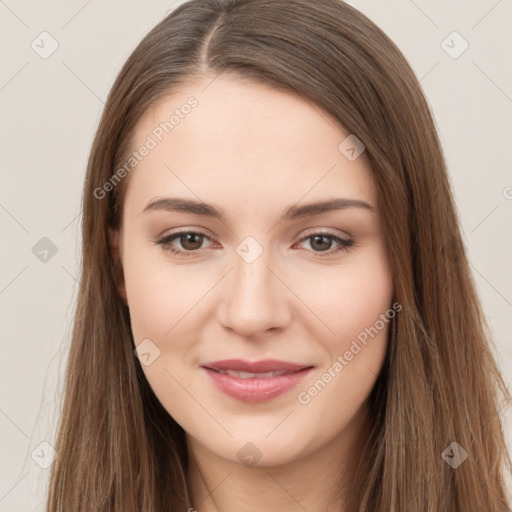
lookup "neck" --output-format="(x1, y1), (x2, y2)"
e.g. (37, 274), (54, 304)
(185, 401), (371, 512)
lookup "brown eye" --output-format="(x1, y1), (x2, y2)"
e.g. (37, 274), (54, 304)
(156, 230), (213, 258)
(309, 234), (335, 252)
(179, 233), (204, 251)
(297, 231), (354, 258)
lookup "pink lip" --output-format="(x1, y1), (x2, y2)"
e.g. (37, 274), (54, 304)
(201, 359), (314, 403)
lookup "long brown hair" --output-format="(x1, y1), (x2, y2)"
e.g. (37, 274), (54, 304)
(46, 0), (511, 510)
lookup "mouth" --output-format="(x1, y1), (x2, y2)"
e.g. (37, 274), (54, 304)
(200, 359), (314, 402)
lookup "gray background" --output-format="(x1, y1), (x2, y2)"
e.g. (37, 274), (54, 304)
(0, 0), (511, 509)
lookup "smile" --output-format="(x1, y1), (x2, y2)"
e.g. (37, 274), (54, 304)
(202, 366), (313, 402)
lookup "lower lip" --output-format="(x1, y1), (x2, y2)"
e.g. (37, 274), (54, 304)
(202, 367), (313, 403)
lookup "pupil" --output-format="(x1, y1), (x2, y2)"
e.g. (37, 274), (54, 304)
(312, 235), (331, 251)
(182, 233), (202, 250)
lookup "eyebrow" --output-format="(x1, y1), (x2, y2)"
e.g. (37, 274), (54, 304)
(142, 196), (375, 221)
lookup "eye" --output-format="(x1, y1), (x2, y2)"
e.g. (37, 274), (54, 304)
(156, 230), (214, 258)
(156, 230), (354, 259)
(296, 231), (354, 258)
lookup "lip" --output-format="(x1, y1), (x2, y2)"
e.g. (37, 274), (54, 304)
(201, 359), (314, 403)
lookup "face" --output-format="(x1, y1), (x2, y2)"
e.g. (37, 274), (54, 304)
(110, 74), (394, 468)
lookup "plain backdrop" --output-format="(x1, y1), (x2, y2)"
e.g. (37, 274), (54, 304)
(1, 0), (511, 510)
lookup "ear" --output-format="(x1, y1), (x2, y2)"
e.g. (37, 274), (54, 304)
(108, 227), (128, 305)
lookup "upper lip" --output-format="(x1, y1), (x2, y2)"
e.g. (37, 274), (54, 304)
(201, 359), (313, 373)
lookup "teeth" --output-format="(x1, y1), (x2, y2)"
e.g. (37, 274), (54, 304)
(217, 370), (288, 378)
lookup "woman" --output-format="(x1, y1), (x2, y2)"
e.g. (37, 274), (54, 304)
(46, 0), (511, 510)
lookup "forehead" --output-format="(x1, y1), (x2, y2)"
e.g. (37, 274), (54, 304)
(124, 74), (376, 220)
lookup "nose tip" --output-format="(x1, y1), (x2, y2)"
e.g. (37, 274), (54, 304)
(217, 255), (292, 339)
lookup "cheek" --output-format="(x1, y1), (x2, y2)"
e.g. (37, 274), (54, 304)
(294, 247), (393, 439)
(299, 244), (393, 356)
(122, 239), (207, 346)
(330, 266), (393, 350)
(122, 243), (208, 408)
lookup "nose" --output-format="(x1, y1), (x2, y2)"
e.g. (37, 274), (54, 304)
(217, 248), (292, 339)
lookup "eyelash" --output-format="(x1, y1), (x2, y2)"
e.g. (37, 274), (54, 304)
(155, 229), (354, 259)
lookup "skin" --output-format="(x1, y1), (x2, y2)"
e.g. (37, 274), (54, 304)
(109, 73), (393, 512)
